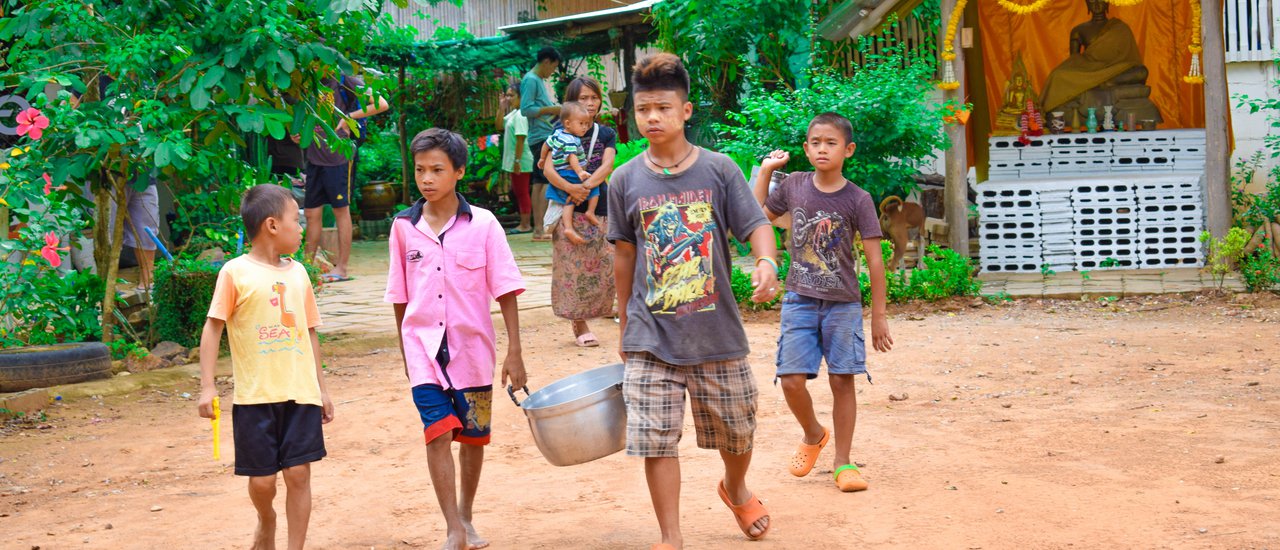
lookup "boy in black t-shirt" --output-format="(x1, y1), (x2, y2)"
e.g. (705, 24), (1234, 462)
(608, 53), (779, 548)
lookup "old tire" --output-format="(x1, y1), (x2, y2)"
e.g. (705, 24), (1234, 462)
(0, 343), (112, 392)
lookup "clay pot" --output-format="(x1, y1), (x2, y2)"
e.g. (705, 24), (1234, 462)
(359, 181), (398, 220)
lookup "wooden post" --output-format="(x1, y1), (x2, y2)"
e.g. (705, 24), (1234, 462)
(622, 26), (636, 92)
(1202, 0), (1231, 236)
(622, 25), (638, 141)
(398, 65), (411, 205)
(941, 0), (970, 256)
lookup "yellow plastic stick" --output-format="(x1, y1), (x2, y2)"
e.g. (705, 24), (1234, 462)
(211, 395), (221, 460)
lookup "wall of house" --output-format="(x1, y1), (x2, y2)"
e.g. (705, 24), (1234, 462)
(1227, 60), (1279, 194)
(383, 0), (636, 39)
(384, 0), (538, 39)
(540, 0), (628, 19)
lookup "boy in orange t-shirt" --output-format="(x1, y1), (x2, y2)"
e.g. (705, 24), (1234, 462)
(198, 184), (335, 550)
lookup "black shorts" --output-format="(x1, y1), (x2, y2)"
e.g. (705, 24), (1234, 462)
(232, 401), (326, 476)
(528, 141), (548, 186)
(304, 163), (352, 209)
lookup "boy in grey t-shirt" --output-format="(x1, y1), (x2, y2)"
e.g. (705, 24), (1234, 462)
(607, 53), (779, 548)
(752, 112), (895, 494)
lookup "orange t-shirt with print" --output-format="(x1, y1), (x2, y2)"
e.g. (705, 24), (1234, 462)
(207, 256), (322, 406)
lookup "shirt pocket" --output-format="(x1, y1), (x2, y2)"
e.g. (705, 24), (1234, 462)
(453, 249), (487, 293)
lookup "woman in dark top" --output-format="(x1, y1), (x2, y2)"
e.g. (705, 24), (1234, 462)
(543, 77), (617, 347)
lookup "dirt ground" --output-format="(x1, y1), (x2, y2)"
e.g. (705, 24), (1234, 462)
(3, 292), (1279, 549)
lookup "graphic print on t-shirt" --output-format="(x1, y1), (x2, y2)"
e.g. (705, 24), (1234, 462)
(263, 281), (305, 352)
(639, 190), (718, 316)
(790, 207), (851, 291)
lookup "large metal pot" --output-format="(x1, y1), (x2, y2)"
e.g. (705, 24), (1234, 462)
(508, 363), (626, 467)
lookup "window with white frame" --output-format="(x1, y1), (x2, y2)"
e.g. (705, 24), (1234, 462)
(1225, 0), (1276, 62)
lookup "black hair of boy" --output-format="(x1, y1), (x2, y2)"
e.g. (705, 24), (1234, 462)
(560, 101), (589, 120)
(631, 52), (690, 100)
(241, 184), (296, 240)
(410, 128), (468, 171)
(536, 46), (562, 64)
(808, 112), (854, 144)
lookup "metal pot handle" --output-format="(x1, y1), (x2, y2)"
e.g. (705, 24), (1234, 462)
(506, 384), (530, 407)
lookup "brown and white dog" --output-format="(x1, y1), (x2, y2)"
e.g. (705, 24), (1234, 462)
(878, 196), (926, 270)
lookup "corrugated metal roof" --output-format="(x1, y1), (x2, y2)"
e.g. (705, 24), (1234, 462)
(498, 0), (660, 34)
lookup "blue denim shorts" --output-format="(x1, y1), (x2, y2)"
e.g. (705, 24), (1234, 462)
(775, 292), (869, 381)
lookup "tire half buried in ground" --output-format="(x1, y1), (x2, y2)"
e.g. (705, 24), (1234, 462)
(0, 343), (112, 392)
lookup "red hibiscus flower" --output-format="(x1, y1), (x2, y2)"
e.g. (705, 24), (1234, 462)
(16, 108), (50, 140)
(40, 231), (66, 267)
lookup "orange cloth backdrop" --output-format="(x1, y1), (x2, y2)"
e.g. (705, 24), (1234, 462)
(977, 0), (1205, 131)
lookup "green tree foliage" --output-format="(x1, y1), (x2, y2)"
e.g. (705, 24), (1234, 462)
(651, 0), (813, 120)
(717, 59), (952, 199)
(0, 0), (385, 343)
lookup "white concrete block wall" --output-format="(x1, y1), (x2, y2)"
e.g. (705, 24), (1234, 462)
(1228, 60), (1279, 194)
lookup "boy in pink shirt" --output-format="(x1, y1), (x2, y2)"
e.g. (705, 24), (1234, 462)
(385, 128), (527, 550)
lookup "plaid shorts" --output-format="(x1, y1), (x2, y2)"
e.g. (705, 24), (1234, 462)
(623, 351), (758, 458)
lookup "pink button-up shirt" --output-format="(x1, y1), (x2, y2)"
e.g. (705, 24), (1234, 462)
(384, 195), (525, 389)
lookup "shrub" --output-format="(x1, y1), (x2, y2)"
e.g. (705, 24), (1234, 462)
(355, 130), (403, 189)
(908, 245), (983, 300)
(729, 251), (790, 311)
(612, 139), (649, 174)
(1200, 228), (1250, 290)
(859, 242), (980, 306)
(0, 267), (103, 348)
(153, 259), (223, 348)
(1241, 231), (1280, 292)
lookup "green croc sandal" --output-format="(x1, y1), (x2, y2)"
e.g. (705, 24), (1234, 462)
(834, 464), (869, 492)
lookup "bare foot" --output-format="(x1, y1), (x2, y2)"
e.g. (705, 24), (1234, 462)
(461, 518), (490, 550)
(563, 227), (587, 245)
(252, 512), (277, 550)
(726, 483), (770, 539)
(439, 529), (467, 550)
(749, 514), (770, 539)
(586, 212), (604, 228)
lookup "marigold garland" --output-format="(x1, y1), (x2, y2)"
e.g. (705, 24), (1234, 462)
(1104, 0), (1146, 5)
(938, 0), (969, 90)
(1184, 0), (1204, 84)
(996, 0), (1052, 15)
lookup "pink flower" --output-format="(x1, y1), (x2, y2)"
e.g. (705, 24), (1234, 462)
(16, 108), (50, 140)
(41, 173), (64, 195)
(40, 232), (64, 267)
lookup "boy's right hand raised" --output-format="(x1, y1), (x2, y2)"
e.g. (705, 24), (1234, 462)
(197, 388), (218, 419)
(761, 149), (790, 172)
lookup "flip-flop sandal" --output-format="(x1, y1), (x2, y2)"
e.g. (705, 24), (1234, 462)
(789, 426), (830, 477)
(575, 332), (600, 348)
(834, 464), (869, 492)
(505, 227), (532, 235)
(320, 273), (354, 283)
(717, 480), (771, 541)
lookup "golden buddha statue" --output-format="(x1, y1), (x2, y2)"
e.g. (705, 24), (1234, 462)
(994, 54), (1037, 136)
(1039, 0), (1161, 127)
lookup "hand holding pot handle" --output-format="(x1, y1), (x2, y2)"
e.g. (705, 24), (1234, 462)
(507, 385), (530, 407)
